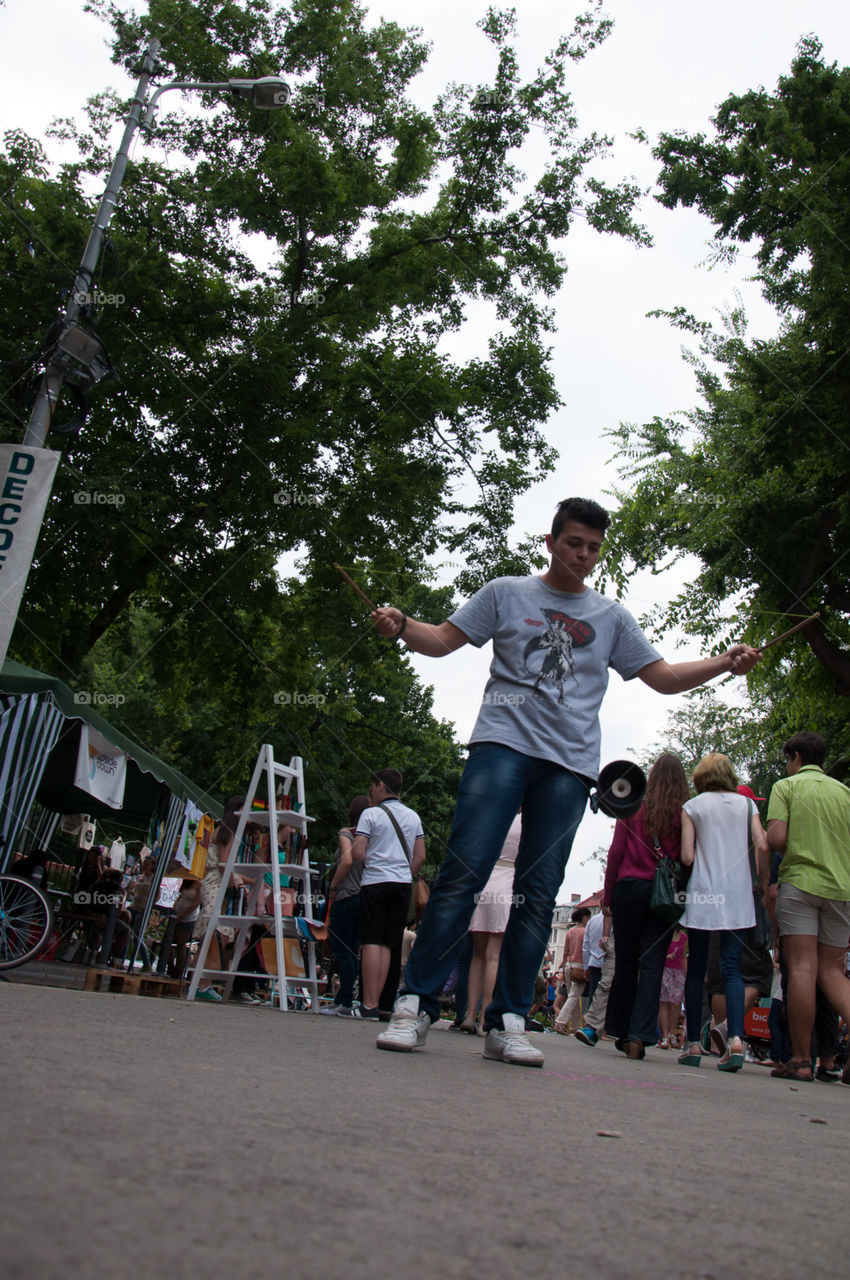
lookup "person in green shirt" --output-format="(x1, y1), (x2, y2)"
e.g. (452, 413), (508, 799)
(766, 732), (850, 1082)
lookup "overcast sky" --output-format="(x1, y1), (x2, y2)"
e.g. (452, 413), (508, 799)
(1, 1), (847, 897)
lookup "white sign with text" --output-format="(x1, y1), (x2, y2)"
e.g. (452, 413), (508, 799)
(0, 445), (61, 666)
(74, 724), (128, 809)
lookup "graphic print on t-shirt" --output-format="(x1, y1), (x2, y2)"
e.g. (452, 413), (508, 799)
(522, 609), (596, 703)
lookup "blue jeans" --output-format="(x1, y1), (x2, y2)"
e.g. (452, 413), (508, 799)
(403, 743), (588, 1026)
(685, 928), (745, 1043)
(328, 893), (361, 1008)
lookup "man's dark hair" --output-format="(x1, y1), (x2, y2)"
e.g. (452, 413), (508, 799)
(571, 906), (591, 924)
(373, 768), (403, 796)
(551, 498), (610, 539)
(783, 732), (825, 767)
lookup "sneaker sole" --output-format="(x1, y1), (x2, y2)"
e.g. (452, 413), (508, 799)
(482, 1050), (544, 1067)
(376, 1039), (420, 1053)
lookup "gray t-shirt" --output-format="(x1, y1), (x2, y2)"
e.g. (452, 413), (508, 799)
(332, 830), (363, 902)
(450, 576), (660, 778)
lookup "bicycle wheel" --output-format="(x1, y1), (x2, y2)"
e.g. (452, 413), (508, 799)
(0, 875), (54, 970)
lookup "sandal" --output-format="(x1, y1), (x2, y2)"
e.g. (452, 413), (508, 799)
(717, 1036), (745, 1073)
(678, 1042), (702, 1067)
(771, 1058), (813, 1081)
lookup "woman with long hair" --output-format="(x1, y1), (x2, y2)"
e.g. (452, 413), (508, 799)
(602, 752), (690, 1060)
(677, 753), (769, 1071)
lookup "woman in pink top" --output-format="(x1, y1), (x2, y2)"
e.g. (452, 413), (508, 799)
(602, 752), (690, 1059)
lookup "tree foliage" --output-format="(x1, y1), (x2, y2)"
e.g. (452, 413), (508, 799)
(2, 0), (648, 681)
(602, 39), (850, 735)
(77, 575), (465, 865)
(1, 0), (653, 841)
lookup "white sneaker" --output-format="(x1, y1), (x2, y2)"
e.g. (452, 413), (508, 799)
(376, 994), (430, 1053)
(483, 1013), (545, 1067)
(234, 992), (261, 1004)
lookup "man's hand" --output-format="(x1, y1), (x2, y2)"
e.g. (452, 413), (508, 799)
(370, 611), (469, 658)
(371, 606), (405, 639)
(726, 644), (762, 675)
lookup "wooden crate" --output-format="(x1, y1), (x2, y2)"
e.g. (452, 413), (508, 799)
(84, 966), (186, 998)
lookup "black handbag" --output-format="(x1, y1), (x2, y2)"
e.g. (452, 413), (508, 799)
(649, 836), (688, 926)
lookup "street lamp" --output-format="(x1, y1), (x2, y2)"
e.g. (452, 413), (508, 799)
(0, 38), (291, 667)
(143, 74), (291, 126)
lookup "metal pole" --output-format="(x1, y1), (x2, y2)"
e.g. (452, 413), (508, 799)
(23, 36), (161, 448)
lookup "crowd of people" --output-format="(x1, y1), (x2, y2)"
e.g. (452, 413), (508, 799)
(363, 497), (849, 1076)
(33, 495), (848, 1087)
(543, 737), (850, 1082)
(312, 732), (848, 1088)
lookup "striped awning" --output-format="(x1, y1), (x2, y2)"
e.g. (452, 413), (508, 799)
(126, 790), (186, 966)
(0, 693), (65, 872)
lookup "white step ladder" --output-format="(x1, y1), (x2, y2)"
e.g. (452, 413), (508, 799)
(186, 747), (320, 1010)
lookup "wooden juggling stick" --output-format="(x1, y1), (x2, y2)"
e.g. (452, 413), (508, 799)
(758, 612), (820, 651)
(333, 562), (377, 612)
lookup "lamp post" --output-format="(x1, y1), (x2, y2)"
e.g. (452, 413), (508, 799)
(23, 40), (291, 447)
(0, 39), (291, 667)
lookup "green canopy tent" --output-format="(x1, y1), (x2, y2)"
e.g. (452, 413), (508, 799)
(0, 659), (222, 870)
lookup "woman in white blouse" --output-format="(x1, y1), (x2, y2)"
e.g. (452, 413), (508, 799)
(678, 753), (769, 1071)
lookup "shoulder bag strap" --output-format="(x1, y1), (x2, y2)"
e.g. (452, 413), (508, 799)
(378, 801), (413, 866)
(744, 798), (758, 888)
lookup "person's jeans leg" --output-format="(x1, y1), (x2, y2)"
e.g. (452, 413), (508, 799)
(403, 744), (531, 1022)
(717, 929), (745, 1040)
(329, 894), (361, 1008)
(585, 965), (601, 1007)
(684, 928), (711, 1044)
(486, 761), (588, 1027)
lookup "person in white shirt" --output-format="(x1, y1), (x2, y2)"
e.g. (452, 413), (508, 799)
(352, 769), (425, 1019)
(581, 910), (608, 1007)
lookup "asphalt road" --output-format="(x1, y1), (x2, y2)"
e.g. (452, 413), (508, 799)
(1, 981), (845, 1280)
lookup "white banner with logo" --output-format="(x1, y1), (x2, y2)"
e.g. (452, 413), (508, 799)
(74, 724), (128, 810)
(0, 445), (61, 666)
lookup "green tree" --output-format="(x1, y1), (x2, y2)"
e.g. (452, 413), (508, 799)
(602, 39), (850, 739)
(78, 575), (465, 862)
(633, 688), (778, 793)
(2, 0), (648, 684)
